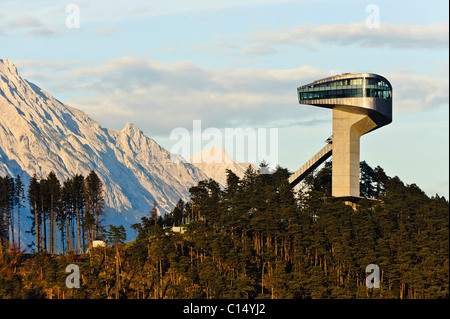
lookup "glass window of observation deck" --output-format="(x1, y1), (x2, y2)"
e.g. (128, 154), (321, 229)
(366, 78), (391, 88)
(365, 88), (392, 99)
(298, 88), (364, 100)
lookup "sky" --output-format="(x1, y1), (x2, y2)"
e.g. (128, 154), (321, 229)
(0, 0), (448, 198)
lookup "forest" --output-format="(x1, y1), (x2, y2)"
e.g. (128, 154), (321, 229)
(0, 161), (448, 299)
(0, 171), (104, 255)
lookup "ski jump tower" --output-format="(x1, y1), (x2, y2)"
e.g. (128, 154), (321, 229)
(289, 73), (392, 199)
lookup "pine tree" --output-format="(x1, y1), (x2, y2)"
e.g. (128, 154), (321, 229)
(130, 223), (141, 241)
(304, 160), (332, 194)
(61, 177), (76, 254)
(0, 176), (12, 250)
(84, 171), (104, 244)
(360, 160), (375, 198)
(8, 177), (16, 246)
(38, 177), (49, 252)
(72, 174), (85, 254)
(14, 175), (25, 249)
(106, 225), (127, 246)
(373, 165), (388, 198)
(46, 172), (61, 254)
(1, 160), (446, 299)
(171, 199), (185, 226)
(150, 201), (158, 225)
(28, 174), (41, 252)
(105, 225), (127, 298)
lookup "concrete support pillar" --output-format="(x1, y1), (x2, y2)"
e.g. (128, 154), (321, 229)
(332, 108), (377, 198)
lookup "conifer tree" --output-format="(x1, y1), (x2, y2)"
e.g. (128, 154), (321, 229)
(46, 172), (61, 254)
(14, 174), (25, 248)
(1, 161), (447, 299)
(8, 177), (15, 246)
(72, 174), (85, 253)
(373, 165), (388, 198)
(84, 171), (104, 248)
(360, 160), (375, 197)
(171, 199), (185, 226)
(0, 176), (12, 249)
(28, 174), (41, 252)
(61, 177), (76, 253)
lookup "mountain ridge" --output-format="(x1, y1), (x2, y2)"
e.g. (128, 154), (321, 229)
(189, 146), (255, 187)
(0, 59), (211, 240)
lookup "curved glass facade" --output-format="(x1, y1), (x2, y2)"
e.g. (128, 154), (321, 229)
(365, 77), (392, 99)
(298, 76), (392, 102)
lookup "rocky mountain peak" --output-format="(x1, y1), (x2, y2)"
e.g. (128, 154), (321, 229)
(0, 58), (211, 245)
(0, 58), (19, 77)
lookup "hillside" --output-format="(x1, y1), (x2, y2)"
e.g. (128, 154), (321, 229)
(0, 161), (448, 299)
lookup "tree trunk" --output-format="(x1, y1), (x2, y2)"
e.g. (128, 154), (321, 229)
(10, 204), (14, 246)
(17, 204), (21, 248)
(50, 194), (54, 254)
(115, 246), (120, 299)
(34, 201), (39, 252)
(65, 214), (69, 253)
(76, 206), (81, 254)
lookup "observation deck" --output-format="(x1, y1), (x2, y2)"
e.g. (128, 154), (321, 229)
(291, 73), (393, 199)
(297, 73), (392, 129)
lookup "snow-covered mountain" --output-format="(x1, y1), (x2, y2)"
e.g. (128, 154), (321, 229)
(189, 146), (255, 187)
(0, 58), (211, 235)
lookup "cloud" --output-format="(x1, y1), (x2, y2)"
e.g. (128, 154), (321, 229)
(316, 21), (448, 49)
(0, 0), (298, 30)
(129, 6), (152, 15)
(64, 58), (446, 131)
(17, 56), (448, 138)
(388, 73), (449, 114)
(64, 57), (328, 134)
(15, 59), (86, 70)
(250, 21), (449, 52)
(21, 26), (60, 37)
(241, 43), (278, 56)
(0, 14), (47, 37)
(8, 16), (42, 28)
(90, 25), (118, 36)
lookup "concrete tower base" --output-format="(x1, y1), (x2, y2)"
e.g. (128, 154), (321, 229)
(332, 108), (377, 198)
(292, 73), (392, 197)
